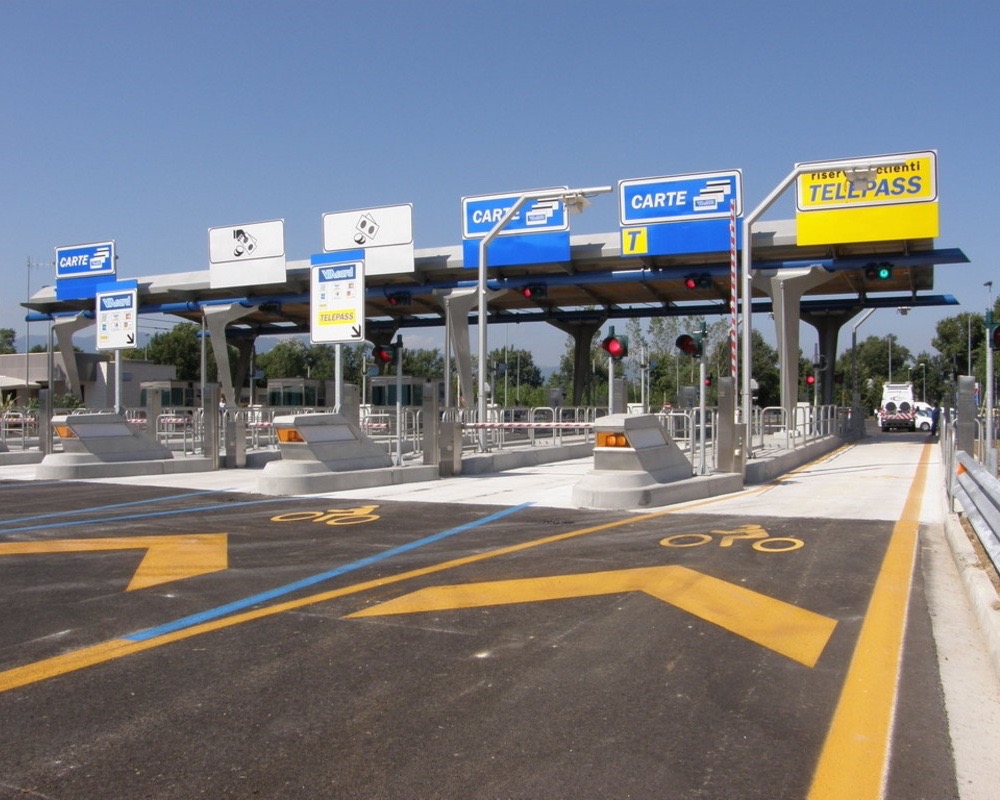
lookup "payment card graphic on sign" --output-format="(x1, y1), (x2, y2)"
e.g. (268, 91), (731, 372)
(618, 170), (742, 256)
(619, 171), (742, 226)
(310, 258), (365, 345)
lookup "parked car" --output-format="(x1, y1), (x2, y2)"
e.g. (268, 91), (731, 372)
(914, 408), (932, 431)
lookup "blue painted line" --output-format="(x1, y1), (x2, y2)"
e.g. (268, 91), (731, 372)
(0, 495), (295, 535)
(125, 502), (533, 642)
(1, 489), (228, 526)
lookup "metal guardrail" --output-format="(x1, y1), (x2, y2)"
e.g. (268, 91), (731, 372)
(951, 450), (1000, 575)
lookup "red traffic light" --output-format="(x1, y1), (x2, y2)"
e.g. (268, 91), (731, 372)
(521, 283), (547, 299)
(684, 273), (711, 290)
(675, 333), (703, 358)
(602, 336), (627, 359)
(805, 374), (816, 385)
(372, 344), (395, 365)
(704, 376), (713, 386)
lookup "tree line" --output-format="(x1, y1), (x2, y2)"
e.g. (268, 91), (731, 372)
(1, 297), (998, 411)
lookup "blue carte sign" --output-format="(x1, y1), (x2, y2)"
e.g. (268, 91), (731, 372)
(619, 171), (742, 226)
(462, 192), (569, 239)
(56, 241), (116, 279)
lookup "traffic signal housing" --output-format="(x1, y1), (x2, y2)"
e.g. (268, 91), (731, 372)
(683, 273), (712, 290)
(992, 323), (1000, 351)
(601, 330), (629, 360)
(520, 283), (547, 299)
(372, 343), (398, 367)
(385, 291), (411, 307)
(675, 333), (703, 358)
(864, 262), (893, 281)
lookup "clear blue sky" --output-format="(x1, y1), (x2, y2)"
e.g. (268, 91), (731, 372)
(2, 0), (996, 367)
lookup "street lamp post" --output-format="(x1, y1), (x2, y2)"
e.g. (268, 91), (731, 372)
(917, 362), (926, 403)
(740, 155), (908, 459)
(888, 334), (894, 382)
(851, 308), (876, 431)
(476, 185), (611, 450)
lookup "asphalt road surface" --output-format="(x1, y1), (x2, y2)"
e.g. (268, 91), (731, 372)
(0, 435), (995, 799)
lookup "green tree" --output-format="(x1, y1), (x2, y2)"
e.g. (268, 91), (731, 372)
(143, 323), (202, 380)
(138, 322), (231, 381)
(0, 328), (15, 354)
(257, 338), (309, 378)
(403, 348), (445, 380)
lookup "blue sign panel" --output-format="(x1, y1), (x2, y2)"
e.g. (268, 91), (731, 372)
(619, 171), (742, 226)
(463, 192), (569, 239)
(621, 219), (742, 258)
(55, 241), (116, 280)
(462, 232), (570, 270)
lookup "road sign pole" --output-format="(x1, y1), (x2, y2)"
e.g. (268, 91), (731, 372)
(478, 196), (531, 451)
(395, 334), (404, 467)
(699, 321), (707, 475)
(475, 186), (612, 451)
(986, 310), (995, 472)
(741, 155), (910, 464)
(115, 350), (123, 414)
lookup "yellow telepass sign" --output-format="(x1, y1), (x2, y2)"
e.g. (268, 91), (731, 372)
(795, 151), (938, 245)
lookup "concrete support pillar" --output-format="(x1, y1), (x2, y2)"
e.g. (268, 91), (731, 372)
(548, 318), (606, 406)
(437, 287), (502, 410)
(52, 313), (94, 399)
(231, 338), (255, 404)
(754, 266), (833, 425)
(801, 308), (861, 406)
(203, 303), (258, 405)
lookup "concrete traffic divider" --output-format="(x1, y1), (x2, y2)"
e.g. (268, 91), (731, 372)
(573, 413), (742, 509)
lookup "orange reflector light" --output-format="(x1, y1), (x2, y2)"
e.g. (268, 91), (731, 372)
(276, 428), (305, 443)
(597, 431), (631, 448)
(53, 424), (77, 439)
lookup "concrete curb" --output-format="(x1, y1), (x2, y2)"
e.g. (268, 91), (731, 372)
(35, 456), (217, 480)
(942, 502), (1000, 683)
(0, 450), (45, 466)
(257, 464), (440, 496)
(459, 442), (594, 475)
(745, 435), (843, 484)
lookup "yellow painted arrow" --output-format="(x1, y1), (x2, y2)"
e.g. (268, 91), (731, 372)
(347, 565), (837, 667)
(0, 534), (228, 591)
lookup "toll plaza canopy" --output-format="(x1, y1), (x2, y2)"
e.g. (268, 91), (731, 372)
(23, 216), (966, 411)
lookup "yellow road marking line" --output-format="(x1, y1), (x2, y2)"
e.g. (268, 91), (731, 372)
(348, 564), (837, 667)
(806, 442), (930, 799)
(0, 534), (228, 591)
(2, 492), (767, 694)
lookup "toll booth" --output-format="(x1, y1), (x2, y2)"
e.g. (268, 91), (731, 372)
(369, 377), (444, 407)
(572, 413), (741, 509)
(266, 378), (326, 409)
(35, 412), (211, 479)
(139, 381), (201, 409)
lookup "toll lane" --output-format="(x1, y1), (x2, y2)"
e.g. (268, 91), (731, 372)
(0, 439), (964, 799)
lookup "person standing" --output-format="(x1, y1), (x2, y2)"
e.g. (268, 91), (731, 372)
(930, 401), (941, 437)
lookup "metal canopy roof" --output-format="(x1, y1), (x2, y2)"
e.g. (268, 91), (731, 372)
(24, 219), (967, 339)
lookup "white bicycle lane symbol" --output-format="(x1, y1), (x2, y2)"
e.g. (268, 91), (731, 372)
(660, 524), (804, 553)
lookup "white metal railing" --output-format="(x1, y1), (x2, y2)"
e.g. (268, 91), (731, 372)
(1, 410), (34, 449)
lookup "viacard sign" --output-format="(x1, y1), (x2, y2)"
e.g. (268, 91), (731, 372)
(795, 150), (938, 245)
